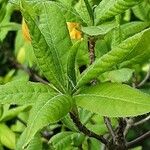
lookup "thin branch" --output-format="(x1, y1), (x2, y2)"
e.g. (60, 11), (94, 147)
(104, 117), (116, 143)
(136, 66), (150, 88)
(124, 118), (134, 136)
(133, 115), (150, 127)
(70, 112), (108, 146)
(9, 57), (49, 84)
(124, 115), (150, 136)
(127, 131), (150, 148)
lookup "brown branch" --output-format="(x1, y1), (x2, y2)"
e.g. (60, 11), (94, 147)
(127, 131), (150, 148)
(115, 118), (127, 150)
(70, 112), (108, 146)
(9, 57), (49, 84)
(133, 115), (150, 126)
(124, 115), (150, 136)
(104, 117), (116, 143)
(88, 37), (96, 65)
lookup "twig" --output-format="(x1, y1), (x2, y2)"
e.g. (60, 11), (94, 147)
(104, 117), (116, 143)
(136, 66), (150, 88)
(132, 73), (138, 88)
(70, 112), (108, 146)
(124, 118), (134, 136)
(9, 57), (49, 84)
(133, 115), (150, 127)
(127, 130), (150, 148)
(124, 115), (150, 136)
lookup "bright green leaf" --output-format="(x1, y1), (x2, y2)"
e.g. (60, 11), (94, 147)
(77, 28), (150, 87)
(0, 123), (16, 149)
(0, 81), (55, 105)
(75, 83), (150, 117)
(20, 0), (72, 92)
(81, 21), (117, 36)
(95, 0), (141, 24)
(23, 94), (73, 148)
(99, 68), (134, 83)
(67, 41), (81, 92)
(16, 130), (42, 150)
(49, 132), (85, 149)
(133, 1), (150, 21)
(0, 105), (30, 122)
(75, 0), (93, 25)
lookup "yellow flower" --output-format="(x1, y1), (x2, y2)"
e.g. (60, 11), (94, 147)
(67, 22), (82, 40)
(22, 18), (31, 42)
(22, 19), (82, 42)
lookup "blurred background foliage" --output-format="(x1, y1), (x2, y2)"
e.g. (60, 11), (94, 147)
(0, 0), (150, 149)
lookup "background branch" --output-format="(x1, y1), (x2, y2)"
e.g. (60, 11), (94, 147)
(9, 57), (49, 84)
(104, 117), (116, 143)
(136, 66), (150, 88)
(127, 131), (150, 148)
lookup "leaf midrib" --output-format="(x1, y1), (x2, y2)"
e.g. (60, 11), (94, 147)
(22, 2), (66, 92)
(25, 94), (64, 147)
(75, 94), (150, 106)
(43, 3), (66, 87)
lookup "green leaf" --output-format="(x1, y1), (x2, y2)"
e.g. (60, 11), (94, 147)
(81, 21), (117, 36)
(79, 108), (94, 125)
(0, 105), (30, 122)
(49, 132), (85, 149)
(0, 22), (21, 31)
(88, 138), (101, 150)
(67, 41), (81, 92)
(77, 28), (150, 87)
(16, 130), (42, 150)
(56, 0), (82, 22)
(133, 1), (150, 21)
(99, 68), (134, 83)
(26, 134), (42, 150)
(0, 4), (14, 41)
(0, 81), (55, 105)
(120, 21), (150, 40)
(0, 123), (16, 149)
(75, 83), (150, 117)
(95, 0), (141, 24)
(23, 94), (73, 148)
(62, 115), (78, 132)
(20, 0), (72, 92)
(0, 1), (7, 22)
(75, 0), (93, 25)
